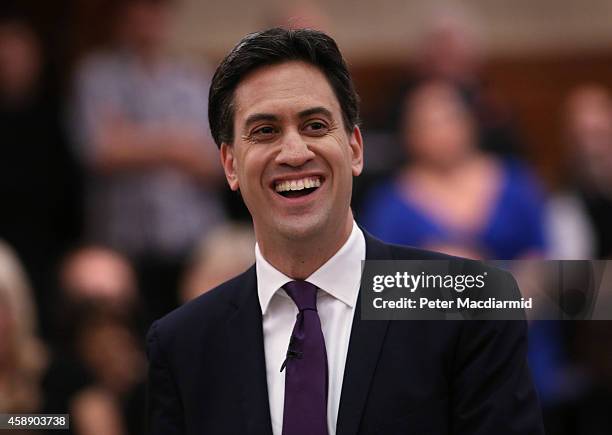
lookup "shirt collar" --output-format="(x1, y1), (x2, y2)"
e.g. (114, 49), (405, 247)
(256, 221), (366, 315)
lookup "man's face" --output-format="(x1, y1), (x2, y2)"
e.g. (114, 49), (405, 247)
(220, 61), (363, 244)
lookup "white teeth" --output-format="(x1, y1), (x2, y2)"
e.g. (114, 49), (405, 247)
(275, 177), (322, 193)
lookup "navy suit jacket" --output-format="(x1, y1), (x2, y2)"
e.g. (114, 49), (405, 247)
(146, 233), (544, 434)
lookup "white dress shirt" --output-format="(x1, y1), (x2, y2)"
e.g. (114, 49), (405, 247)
(256, 222), (366, 435)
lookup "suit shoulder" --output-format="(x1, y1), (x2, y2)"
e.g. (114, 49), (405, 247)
(383, 242), (505, 271)
(375, 238), (515, 286)
(386, 242), (458, 261)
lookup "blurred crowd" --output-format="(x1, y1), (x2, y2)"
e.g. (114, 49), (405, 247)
(1, 1), (611, 434)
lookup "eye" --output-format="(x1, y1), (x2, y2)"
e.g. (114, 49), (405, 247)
(303, 120), (328, 136)
(250, 125), (278, 141)
(254, 126), (275, 135)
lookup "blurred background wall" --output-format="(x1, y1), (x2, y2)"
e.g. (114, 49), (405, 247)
(171, 0), (612, 58)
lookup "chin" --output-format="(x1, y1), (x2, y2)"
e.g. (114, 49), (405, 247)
(274, 213), (328, 241)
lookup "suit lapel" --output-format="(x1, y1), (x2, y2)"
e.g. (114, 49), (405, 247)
(336, 233), (392, 435)
(226, 266), (274, 435)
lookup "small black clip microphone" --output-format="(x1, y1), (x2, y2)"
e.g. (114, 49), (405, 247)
(280, 337), (303, 372)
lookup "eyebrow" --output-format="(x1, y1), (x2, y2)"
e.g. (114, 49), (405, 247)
(297, 106), (333, 119)
(244, 113), (279, 129)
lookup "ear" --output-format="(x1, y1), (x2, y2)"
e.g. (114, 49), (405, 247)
(349, 125), (364, 176)
(220, 143), (240, 191)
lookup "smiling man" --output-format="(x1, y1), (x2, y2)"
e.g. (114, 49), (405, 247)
(146, 28), (544, 435)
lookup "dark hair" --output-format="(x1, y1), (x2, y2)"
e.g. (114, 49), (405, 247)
(208, 27), (360, 147)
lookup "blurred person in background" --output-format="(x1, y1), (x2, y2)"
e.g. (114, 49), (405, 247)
(69, 307), (147, 435)
(541, 84), (612, 435)
(52, 245), (145, 346)
(70, 0), (225, 320)
(547, 84), (612, 260)
(179, 223), (255, 303)
(58, 245), (139, 318)
(380, 8), (526, 159)
(0, 240), (47, 417)
(527, 85), (612, 431)
(359, 80), (546, 260)
(43, 245), (146, 435)
(0, 16), (82, 336)
(416, 9), (526, 158)
(45, 244), (142, 381)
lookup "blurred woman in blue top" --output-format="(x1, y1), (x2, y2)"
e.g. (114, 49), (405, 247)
(360, 80), (546, 260)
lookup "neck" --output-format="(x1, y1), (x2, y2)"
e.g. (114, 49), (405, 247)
(258, 212), (354, 280)
(418, 151), (479, 178)
(122, 42), (162, 69)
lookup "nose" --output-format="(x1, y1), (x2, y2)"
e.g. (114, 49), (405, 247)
(275, 130), (315, 167)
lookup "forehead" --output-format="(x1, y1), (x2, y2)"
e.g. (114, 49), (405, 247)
(233, 61), (341, 124)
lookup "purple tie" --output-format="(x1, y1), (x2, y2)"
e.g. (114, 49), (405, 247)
(281, 281), (329, 435)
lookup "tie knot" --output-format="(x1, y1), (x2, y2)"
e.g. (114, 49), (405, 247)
(284, 280), (318, 312)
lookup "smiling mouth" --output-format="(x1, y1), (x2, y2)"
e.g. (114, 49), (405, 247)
(274, 176), (322, 198)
